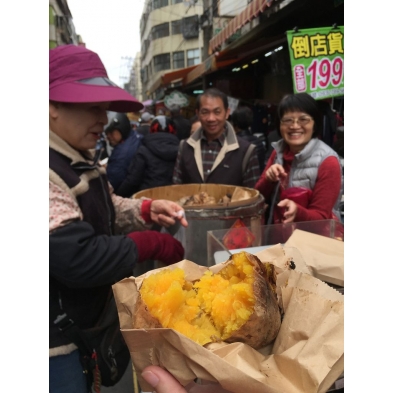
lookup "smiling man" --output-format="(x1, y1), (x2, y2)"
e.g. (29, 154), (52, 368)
(172, 88), (260, 187)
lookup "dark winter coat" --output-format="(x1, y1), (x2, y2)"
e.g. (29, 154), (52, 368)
(106, 131), (142, 191)
(172, 115), (191, 140)
(116, 132), (180, 197)
(174, 123), (259, 186)
(237, 128), (267, 172)
(136, 123), (150, 138)
(49, 130), (147, 353)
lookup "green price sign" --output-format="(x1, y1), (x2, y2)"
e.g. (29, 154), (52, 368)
(286, 26), (344, 99)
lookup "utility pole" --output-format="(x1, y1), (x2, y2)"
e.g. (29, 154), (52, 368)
(201, 0), (213, 61)
(119, 56), (133, 88)
(201, 0), (213, 89)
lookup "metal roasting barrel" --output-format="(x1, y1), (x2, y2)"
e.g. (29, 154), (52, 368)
(132, 184), (266, 266)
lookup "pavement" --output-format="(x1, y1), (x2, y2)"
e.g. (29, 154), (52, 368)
(101, 359), (142, 393)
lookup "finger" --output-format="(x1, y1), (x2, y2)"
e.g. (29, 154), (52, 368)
(283, 208), (295, 222)
(279, 171), (287, 180)
(158, 214), (176, 228)
(171, 209), (189, 227)
(277, 199), (289, 207)
(166, 204), (189, 227)
(272, 166), (280, 178)
(153, 200), (175, 216)
(150, 211), (173, 227)
(141, 366), (187, 393)
(283, 216), (294, 224)
(179, 216), (188, 227)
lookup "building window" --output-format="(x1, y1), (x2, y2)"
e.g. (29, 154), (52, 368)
(172, 0), (183, 3)
(173, 51), (185, 69)
(154, 53), (171, 72)
(140, 12), (149, 36)
(141, 67), (147, 83)
(151, 22), (170, 40)
(152, 0), (169, 10)
(141, 39), (150, 60)
(182, 15), (199, 39)
(187, 49), (200, 66)
(171, 20), (182, 35)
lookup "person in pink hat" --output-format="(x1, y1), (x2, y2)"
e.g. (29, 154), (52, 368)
(49, 45), (188, 393)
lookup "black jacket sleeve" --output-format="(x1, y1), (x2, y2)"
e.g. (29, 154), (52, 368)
(50, 220), (138, 288)
(116, 151), (147, 197)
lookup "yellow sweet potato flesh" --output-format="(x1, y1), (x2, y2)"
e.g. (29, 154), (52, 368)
(139, 252), (257, 346)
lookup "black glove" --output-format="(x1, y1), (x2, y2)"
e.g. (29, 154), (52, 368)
(127, 231), (184, 265)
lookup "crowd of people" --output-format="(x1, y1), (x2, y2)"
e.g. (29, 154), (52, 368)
(49, 44), (344, 392)
(103, 88), (343, 225)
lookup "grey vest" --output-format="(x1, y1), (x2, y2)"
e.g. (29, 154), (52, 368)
(272, 138), (343, 221)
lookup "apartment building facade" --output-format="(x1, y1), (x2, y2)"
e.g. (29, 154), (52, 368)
(139, 0), (204, 100)
(49, 0), (80, 48)
(124, 52), (143, 103)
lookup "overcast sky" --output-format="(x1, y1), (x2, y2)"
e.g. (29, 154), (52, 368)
(66, 0), (146, 87)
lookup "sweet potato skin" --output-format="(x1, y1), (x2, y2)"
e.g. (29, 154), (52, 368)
(224, 254), (281, 348)
(132, 295), (162, 330)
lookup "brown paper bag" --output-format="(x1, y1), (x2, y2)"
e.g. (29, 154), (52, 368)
(231, 186), (253, 202)
(113, 245), (344, 393)
(284, 229), (344, 286)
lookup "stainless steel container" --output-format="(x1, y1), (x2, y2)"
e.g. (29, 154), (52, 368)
(133, 184), (266, 266)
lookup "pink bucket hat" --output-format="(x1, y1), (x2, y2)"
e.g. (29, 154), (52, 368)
(49, 45), (143, 113)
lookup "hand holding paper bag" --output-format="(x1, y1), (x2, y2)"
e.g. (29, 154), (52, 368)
(113, 230), (344, 393)
(142, 365), (232, 393)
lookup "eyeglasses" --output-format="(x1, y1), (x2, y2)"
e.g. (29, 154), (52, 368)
(280, 116), (313, 127)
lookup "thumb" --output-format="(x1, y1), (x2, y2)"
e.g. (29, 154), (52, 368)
(277, 199), (289, 207)
(141, 366), (187, 393)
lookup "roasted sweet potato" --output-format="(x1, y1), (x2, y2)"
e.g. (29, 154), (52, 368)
(132, 251), (281, 349)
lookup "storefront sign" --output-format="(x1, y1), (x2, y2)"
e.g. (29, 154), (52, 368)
(164, 90), (189, 108)
(286, 26), (344, 99)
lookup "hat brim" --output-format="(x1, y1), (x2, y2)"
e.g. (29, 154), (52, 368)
(49, 81), (144, 113)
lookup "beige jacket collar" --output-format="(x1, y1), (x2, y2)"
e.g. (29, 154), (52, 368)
(186, 121), (239, 179)
(49, 129), (95, 165)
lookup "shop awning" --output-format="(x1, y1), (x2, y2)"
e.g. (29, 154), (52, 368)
(209, 0), (272, 53)
(182, 33), (286, 87)
(182, 0), (275, 88)
(183, 54), (240, 85)
(149, 65), (198, 94)
(184, 56), (216, 85)
(161, 65), (197, 85)
(142, 99), (154, 107)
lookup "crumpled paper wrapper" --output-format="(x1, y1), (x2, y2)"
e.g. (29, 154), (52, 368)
(112, 233), (344, 393)
(231, 186), (254, 202)
(284, 230), (344, 287)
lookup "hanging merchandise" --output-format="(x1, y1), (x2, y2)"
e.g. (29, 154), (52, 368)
(286, 25), (344, 100)
(227, 96), (239, 113)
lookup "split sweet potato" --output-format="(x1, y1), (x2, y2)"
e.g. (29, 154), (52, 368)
(132, 251), (281, 349)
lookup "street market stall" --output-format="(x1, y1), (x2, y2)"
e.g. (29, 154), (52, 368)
(133, 183), (266, 266)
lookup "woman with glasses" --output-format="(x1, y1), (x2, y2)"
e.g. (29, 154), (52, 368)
(255, 93), (343, 224)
